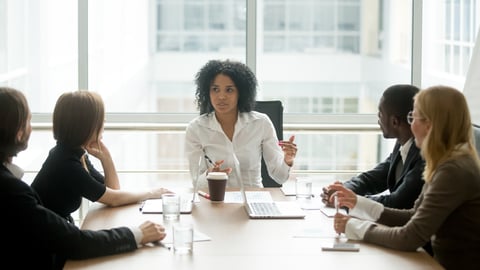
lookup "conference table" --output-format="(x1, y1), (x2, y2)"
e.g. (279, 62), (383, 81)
(64, 188), (443, 270)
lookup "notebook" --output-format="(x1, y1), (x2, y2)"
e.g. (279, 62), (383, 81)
(140, 193), (197, 214)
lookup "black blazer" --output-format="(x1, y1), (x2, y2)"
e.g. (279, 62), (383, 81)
(0, 164), (137, 269)
(344, 140), (425, 209)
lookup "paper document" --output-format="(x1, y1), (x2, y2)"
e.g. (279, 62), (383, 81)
(293, 223), (339, 238)
(161, 230), (211, 244)
(139, 193), (199, 214)
(223, 191), (273, 203)
(320, 205), (347, 217)
(297, 198), (324, 210)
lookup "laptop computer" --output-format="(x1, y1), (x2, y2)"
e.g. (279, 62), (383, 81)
(244, 198), (306, 219)
(232, 158), (305, 219)
(188, 153), (304, 218)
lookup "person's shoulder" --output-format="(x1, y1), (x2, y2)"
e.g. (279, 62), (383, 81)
(448, 152), (479, 169)
(186, 113), (213, 132)
(0, 167), (32, 196)
(436, 153), (480, 181)
(188, 113), (207, 124)
(244, 111), (269, 121)
(431, 155), (480, 198)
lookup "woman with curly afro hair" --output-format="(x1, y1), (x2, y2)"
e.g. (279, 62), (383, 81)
(185, 59), (297, 188)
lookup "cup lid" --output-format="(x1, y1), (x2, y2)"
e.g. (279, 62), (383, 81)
(207, 172), (228, 180)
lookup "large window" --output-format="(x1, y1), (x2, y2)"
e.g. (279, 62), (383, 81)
(0, 0), (78, 112)
(1, 0), (480, 184)
(422, 0), (480, 89)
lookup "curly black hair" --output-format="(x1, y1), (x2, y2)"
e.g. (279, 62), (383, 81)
(194, 59), (257, 115)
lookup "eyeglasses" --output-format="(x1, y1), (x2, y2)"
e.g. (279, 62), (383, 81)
(407, 111), (424, 125)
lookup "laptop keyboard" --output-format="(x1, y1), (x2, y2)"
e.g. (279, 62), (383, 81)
(249, 202), (282, 216)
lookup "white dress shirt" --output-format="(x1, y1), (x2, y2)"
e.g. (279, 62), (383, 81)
(400, 138), (413, 164)
(185, 111), (290, 188)
(345, 195), (384, 240)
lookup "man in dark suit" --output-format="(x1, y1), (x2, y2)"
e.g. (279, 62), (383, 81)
(322, 84), (425, 209)
(0, 87), (167, 269)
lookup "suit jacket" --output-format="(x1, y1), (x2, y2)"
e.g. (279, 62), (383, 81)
(343, 140), (425, 209)
(367, 152), (480, 270)
(0, 164), (137, 270)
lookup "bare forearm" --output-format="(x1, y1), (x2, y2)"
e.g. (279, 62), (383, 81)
(98, 187), (169, 207)
(99, 189), (153, 207)
(101, 157), (120, 189)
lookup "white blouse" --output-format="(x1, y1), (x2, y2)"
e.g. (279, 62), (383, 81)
(185, 111), (291, 188)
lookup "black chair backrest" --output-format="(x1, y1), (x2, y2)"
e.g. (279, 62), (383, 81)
(473, 124), (480, 156)
(254, 100), (284, 187)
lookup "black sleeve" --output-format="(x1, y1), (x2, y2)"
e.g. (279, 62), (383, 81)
(343, 151), (393, 195)
(366, 155), (425, 209)
(2, 174), (137, 262)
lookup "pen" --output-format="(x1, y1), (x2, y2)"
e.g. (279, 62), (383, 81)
(139, 201), (145, 212)
(204, 155), (215, 168)
(157, 241), (171, 250)
(198, 190), (210, 200)
(334, 194), (340, 237)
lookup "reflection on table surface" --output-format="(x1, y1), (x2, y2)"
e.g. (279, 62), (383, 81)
(64, 188), (443, 270)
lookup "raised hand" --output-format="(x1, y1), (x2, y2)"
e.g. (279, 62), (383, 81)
(280, 135), (297, 166)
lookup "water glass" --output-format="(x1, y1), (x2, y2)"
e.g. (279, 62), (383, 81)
(162, 193), (180, 222)
(296, 178), (313, 200)
(173, 222), (194, 254)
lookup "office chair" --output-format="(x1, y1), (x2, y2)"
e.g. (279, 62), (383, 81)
(254, 100), (284, 187)
(473, 124), (480, 156)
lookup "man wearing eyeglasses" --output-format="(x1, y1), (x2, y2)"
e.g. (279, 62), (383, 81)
(322, 84), (425, 210)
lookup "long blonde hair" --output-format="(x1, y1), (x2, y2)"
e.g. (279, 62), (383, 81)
(414, 86), (479, 182)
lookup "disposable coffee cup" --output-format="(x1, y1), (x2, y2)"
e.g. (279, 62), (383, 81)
(207, 172), (228, 203)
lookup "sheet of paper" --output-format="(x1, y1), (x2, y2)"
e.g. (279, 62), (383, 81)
(161, 230), (211, 244)
(319, 205), (347, 217)
(292, 224), (338, 238)
(223, 191), (273, 203)
(297, 199), (324, 210)
(140, 193), (199, 214)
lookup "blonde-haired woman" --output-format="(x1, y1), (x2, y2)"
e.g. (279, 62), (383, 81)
(328, 86), (480, 269)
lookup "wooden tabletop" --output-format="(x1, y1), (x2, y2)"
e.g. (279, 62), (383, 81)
(64, 188), (443, 270)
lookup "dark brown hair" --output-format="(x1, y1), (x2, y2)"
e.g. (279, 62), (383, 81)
(53, 91), (105, 148)
(0, 87), (30, 162)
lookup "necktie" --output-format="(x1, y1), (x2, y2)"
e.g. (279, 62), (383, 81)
(395, 153), (404, 182)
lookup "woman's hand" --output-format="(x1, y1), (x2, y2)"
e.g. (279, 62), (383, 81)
(149, 188), (174, 199)
(207, 159), (233, 175)
(333, 212), (350, 234)
(280, 135), (297, 166)
(85, 140), (111, 161)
